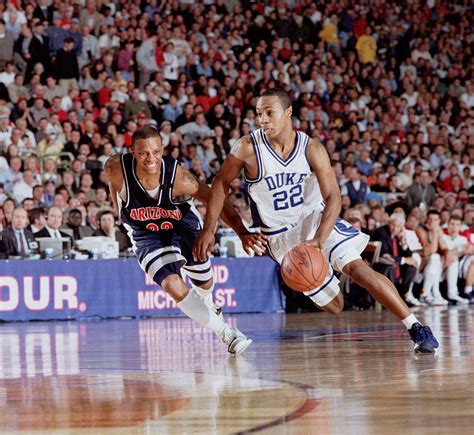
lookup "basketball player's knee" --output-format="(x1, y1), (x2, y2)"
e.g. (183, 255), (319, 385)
(322, 292), (344, 315)
(345, 259), (372, 287)
(161, 274), (182, 291)
(161, 274), (187, 301)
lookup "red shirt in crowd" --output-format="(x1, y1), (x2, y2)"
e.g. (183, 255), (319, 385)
(97, 86), (113, 107)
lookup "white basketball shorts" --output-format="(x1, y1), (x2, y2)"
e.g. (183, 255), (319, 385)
(265, 210), (369, 306)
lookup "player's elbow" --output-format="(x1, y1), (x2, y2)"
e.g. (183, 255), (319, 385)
(213, 173), (231, 194)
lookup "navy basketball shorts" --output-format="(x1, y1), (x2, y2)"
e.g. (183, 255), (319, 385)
(134, 230), (213, 287)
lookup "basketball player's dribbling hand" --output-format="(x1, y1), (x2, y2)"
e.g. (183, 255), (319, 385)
(304, 237), (324, 251)
(240, 233), (268, 256)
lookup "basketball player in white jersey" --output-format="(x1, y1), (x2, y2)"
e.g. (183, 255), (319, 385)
(106, 126), (262, 354)
(194, 88), (439, 353)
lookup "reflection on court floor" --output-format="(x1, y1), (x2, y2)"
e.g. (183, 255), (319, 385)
(0, 308), (472, 433)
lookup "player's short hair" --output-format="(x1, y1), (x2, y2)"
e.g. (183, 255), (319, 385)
(131, 126), (162, 147)
(259, 87), (292, 110)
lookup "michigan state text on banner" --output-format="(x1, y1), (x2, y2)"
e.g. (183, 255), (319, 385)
(0, 258), (283, 321)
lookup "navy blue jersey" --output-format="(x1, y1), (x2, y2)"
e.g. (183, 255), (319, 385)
(120, 153), (201, 238)
(119, 153), (209, 285)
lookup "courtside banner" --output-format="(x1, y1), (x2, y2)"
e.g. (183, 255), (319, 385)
(0, 258), (283, 321)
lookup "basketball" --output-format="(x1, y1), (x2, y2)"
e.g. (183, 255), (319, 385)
(281, 244), (328, 292)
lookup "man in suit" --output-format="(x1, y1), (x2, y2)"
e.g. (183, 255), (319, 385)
(2, 207), (37, 258)
(34, 206), (72, 240)
(26, 22), (50, 82)
(371, 212), (419, 301)
(33, 0), (53, 23)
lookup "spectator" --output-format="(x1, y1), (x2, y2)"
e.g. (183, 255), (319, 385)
(78, 172), (96, 202)
(1, 207), (36, 258)
(37, 129), (64, 161)
(62, 208), (93, 241)
(27, 207), (46, 234)
(371, 213), (419, 302)
(54, 38), (80, 96)
(162, 95), (182, 125)
(355, 26), (377, 64)
(177, 112), (213, 146)
(136, 34), (158, 89)
(33, 0), (53, 23)
(47, 13), (67, 56)
(8, 74), (30, 103)
(341, 167), (370, 207)
(415, 210), (448, 305)
(0, 61), (16, 87)
(25, 22), (49, 82)
(444, 215), (470, 304)
(30, 98), (49, 126)
(95, 186), (111, 209)
(123, 88), (151, 120)
(38, 179), (54, 206)
(12, 169), (36, 204)
(0, 21), (14, 70)
(0, 156), (23, 194)
(98, 25), (120, 54)
(92, 209), (129, 252)
(405, 170), (436, 211)
(32, 184), (47, 208)
(163, 42), (179, 85)
(34, 206), (71, 240)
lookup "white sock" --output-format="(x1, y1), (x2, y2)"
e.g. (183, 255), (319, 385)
(192, 283), (213, 303)
(402, 313), (419, 330)
(177, 289), (225, 335)
(465, 286), (472, 295)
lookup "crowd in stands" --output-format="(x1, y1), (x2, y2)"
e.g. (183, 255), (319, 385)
(0, 0), (473, 308)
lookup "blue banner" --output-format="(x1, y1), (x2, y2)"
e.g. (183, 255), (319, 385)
(0, 258), (283, 321)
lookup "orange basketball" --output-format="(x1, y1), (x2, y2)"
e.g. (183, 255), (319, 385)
(281, 244), (328, 292)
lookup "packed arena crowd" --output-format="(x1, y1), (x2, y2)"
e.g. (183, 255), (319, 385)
(0, 0), (472, 309)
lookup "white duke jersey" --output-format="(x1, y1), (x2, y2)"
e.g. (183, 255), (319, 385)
(246, 128), (322, 234)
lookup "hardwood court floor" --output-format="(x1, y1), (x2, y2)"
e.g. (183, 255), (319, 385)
(0, 307), (473, 434)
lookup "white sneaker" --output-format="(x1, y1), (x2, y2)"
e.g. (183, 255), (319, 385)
(220, 324), (253, 355)
(405, 294), (423, 306)
(420, 294), (434, 305)
(431, 297), (448, 306)
(449, 295), (470, 305)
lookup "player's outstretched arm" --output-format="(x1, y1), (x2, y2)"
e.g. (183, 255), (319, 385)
(192, 136), (267, 260)
(173, 164), (249, 238)
(104, 155), (124, 215)
(306, 139), (342, 249)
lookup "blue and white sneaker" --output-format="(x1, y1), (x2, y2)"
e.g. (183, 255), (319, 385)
(408, 322), (439, 354)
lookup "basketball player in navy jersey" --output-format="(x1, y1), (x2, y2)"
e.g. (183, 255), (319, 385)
(194, 88), (439, 353)
(105, 126), (264, 354)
